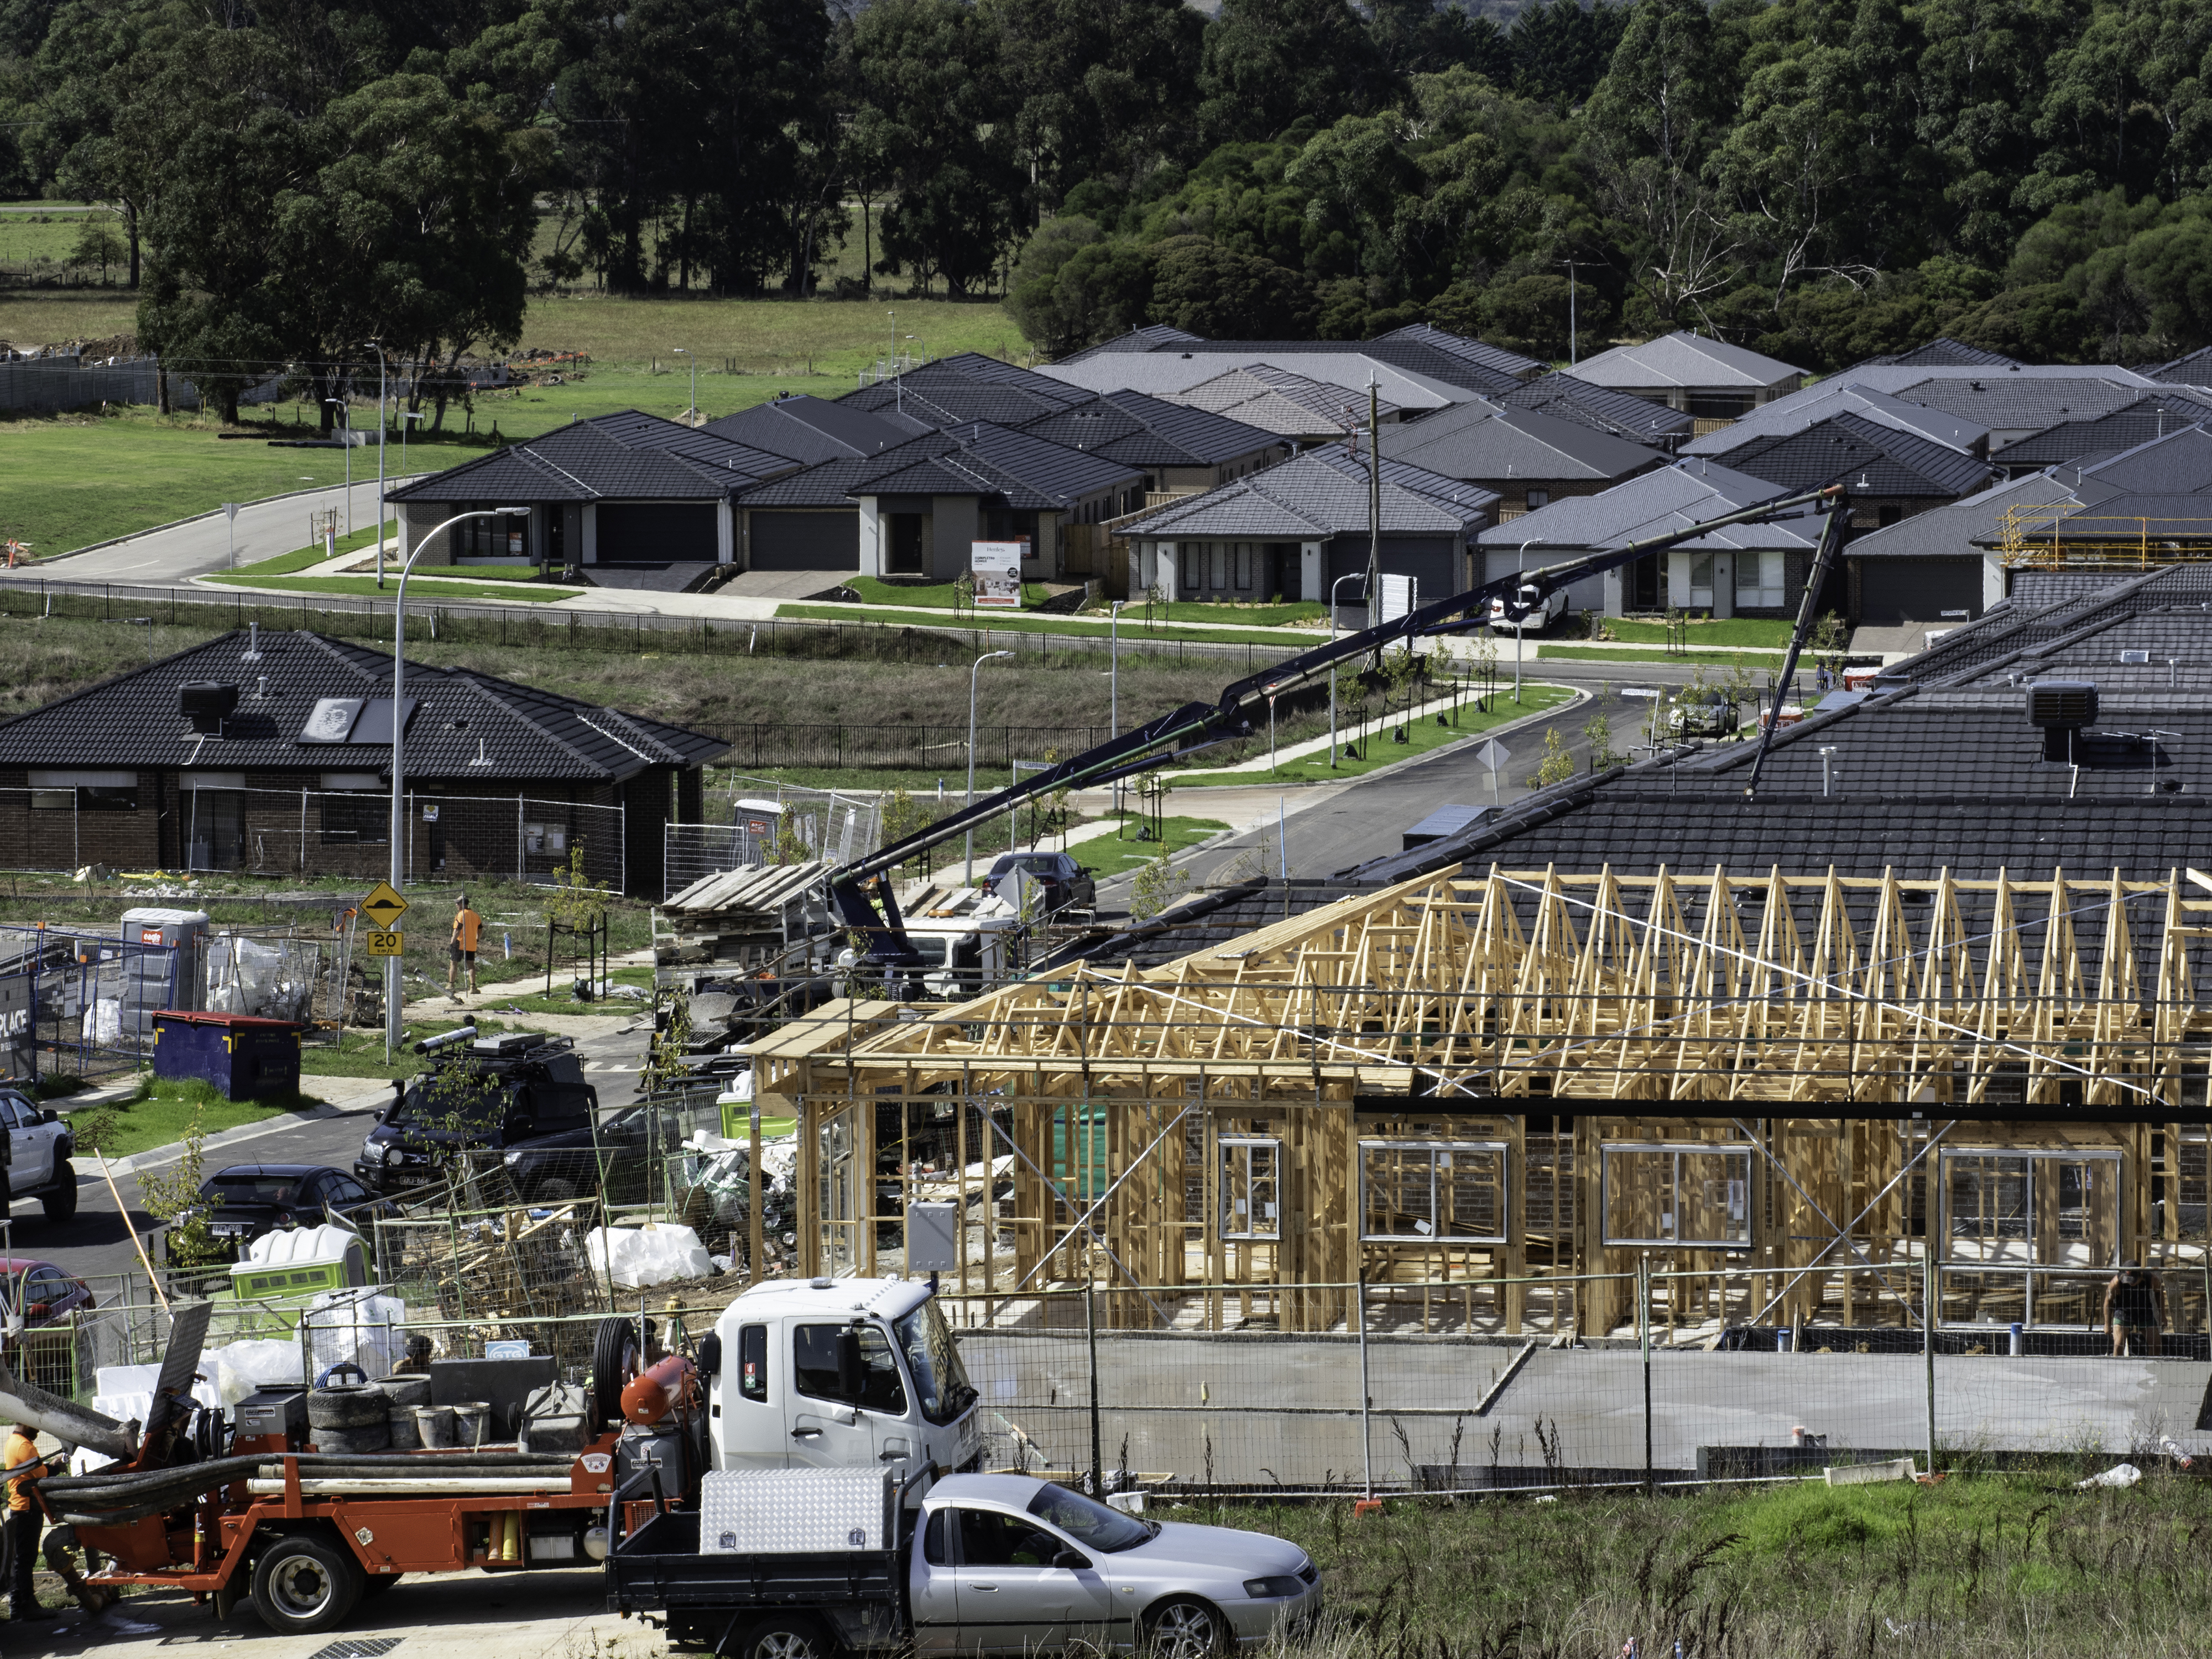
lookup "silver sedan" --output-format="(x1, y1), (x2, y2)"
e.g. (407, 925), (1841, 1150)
(910, 1473), (1322, 1656)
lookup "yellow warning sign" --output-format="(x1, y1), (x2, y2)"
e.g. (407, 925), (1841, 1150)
(361, 881), (409, 929)
(364, 931), (404, 957)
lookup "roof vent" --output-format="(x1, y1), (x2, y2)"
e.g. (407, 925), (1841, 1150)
(2028, 679), (2096, 763)
(179, 681), (238, 735)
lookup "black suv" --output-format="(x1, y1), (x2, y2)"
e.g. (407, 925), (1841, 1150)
(985, 851), (1097, 915)
(353, 1031), (598, 1196)
(165, 1164), (400, 1264)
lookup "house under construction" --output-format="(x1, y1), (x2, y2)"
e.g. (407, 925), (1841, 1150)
(755, 565), (2212, 1338)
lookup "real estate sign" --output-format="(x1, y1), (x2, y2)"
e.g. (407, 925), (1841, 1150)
(971, 540), (1026, 608)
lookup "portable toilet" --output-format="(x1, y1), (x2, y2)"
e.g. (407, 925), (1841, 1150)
(231, 1224), (369, 1302)
(119, 908), (207, 1030)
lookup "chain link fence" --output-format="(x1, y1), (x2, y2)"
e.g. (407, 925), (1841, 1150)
(667, 782), (884, 898)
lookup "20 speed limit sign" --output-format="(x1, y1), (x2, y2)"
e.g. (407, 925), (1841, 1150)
(365, 930), (405, 957)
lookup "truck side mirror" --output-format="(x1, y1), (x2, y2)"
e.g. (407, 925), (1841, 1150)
(837, 1327), (864, 1402)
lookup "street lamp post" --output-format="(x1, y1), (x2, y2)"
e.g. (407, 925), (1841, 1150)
(364, 342), (389, 588)
(324, 398), (353, 536)
(1109, 600), (1131, 736)
(1328, 571), (1366, 766)
(964, 650), (1015, 886)
(672, 347), (695, 424)
(383, 506), (530, 1058)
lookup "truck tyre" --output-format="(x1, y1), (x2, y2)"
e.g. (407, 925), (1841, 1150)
(738, 1615), (836, 1659)
(535, 1178), (580, 1204)
(593, 1317), (640, 1428)
(307, 1386), (388, 1431)
(252, 1531), (364, 1635)
(1144, 1598), (1229, 1659)
(362, 1572), (401, 1598)
(311, 1423), (392, 1454)
(41, 1160), (76, 1222)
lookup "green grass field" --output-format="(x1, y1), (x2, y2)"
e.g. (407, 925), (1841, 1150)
(64, 1076), (312, 1161)
(779, 601), (1305, 648)
(231, 519), (399, 576)
(1075, 815), (1232, 879)
(1605, 617), (1799, 647)
(1540, 643), (1791, 668)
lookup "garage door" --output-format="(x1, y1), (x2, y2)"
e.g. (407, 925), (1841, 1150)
(596, 503), (717, 565)
(750, 510), (860, 571)
(1856, 557), (1981, 625)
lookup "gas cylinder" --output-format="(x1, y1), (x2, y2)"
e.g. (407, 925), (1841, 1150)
(619, 1354), (695, 1425)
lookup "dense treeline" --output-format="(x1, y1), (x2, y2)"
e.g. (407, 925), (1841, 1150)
(1, 0), (2209, 416)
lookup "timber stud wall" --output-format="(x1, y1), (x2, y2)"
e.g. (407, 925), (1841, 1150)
(762, 864), (2212, 1335)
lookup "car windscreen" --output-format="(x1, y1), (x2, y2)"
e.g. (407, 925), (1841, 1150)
(391, 1075), (510, 1130)
(893, 1300), (975, 1427)
(206, 1175), (306, 1206)
(1025, 1483), (1154, 1552)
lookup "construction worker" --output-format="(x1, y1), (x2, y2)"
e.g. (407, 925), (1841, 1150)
(5, 1421), (49, 1620)
(2105, 1264), (2166, 1358)
(448, 893), (483, 998)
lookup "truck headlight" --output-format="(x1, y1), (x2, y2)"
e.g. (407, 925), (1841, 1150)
(362, 1136), (379, 1163)
(503, 1151), (523, 1165)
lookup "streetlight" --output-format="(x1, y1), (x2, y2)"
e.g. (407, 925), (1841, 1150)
(964, 650), (1015, 886)
(382, 505), (530, 1059)
(363, 342), (389, 588)
(672, 347), (695, 424)
(323, 397), (353, 537)
(1108, 600), (1131, 736)
(1328, 572), (1366, 766)
(1513, 538), (1537, 706)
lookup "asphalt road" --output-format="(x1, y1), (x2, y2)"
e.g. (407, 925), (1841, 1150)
(30, 1017), (651, 1290)
(0, 476), (420, 585)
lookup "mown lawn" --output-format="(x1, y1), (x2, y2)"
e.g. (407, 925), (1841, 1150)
(203, 572), (581, 602)
(1171, 684), (1574, 783)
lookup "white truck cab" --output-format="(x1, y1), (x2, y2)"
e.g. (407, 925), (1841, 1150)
(711, 1277), (980, 1491)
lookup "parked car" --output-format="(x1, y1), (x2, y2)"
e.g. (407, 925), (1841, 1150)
(0, 1087), (77, 1223)
(164, 1164), (398, 1265)
(353, 1030), (598, 1196)
(987, 851), (1097, 915)
(1486, 588), (1571, 633)
(0, 1258), (92, 1328)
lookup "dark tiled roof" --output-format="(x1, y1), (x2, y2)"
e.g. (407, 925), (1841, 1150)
(1861, 337), (2021, 369)
(1051, 326), (1533, 395)
(2138, 345), (2212, 385)
(1898, 376), (2150, 431)
(1118, 448), (1494, 538)
(1566, 331), (1805, 392)
(836, 357), (1088, 430)
(1989, 397), (2212, 469)
(1879, 563), (2212, 684)
(1380, 400), (1669, 482)
(0, 632), (726, 780)
(388, 415), (782, 503)
(1500, 372), (1695, 443)
(2072, 426), (2212, 497)
(1718, 411), (1994, 498)
(1473, 461), (1818, 552)
(1055, 325), (1204, 361)
(1371, 322), (1546, 380)
(2010, 492), (2212, 540)
(703, 396), (914, 464)
(1015, 390), (1278, 467)
(736, 422), (1138, 511)
(1683, 384), (1989, 458)
(1846, 473), (2082, 560)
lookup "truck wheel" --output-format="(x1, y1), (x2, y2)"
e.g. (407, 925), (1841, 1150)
(307, 1386), (388, 1431)
(362, 1572), (402, 1598)
(252, 1532), (364, 1635)
(593, 1316), (641, 1427)
(739, 1615), (835, 1659)
(1144, 1598), (1228, 1659)
(40, 1161), (76, 1222)
(535, 1178), (580, 1204)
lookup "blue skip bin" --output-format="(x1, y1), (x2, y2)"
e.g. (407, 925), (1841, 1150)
(152, 1010), (303, 1101)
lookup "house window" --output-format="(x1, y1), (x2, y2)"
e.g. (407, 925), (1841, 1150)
(1359, 1141), (1507, 1244)
(458, 505), (527, 559)
(1601, 1142), (1752, 1249)
(1526, 490), (1550, 509)
(1208, 544), (1227, 589)
(77, 786), (138, 812)
(1942, 1147), (2121, 1327)
(1220, 1138), (1280, 1240)
(320, 794), (389, 846)
(1178, 546), (1199, 591)
(1735, 550), (1785, 609)
(29, 791), (71, 811)
(1234, 543), (1254, 590)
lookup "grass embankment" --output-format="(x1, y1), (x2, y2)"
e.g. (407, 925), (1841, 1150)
(1540, 644), (1791, 669)
(67, 1076), (315, 1161)
(228, 520), (398, 577)
(1215, 1473), (2212, 1658)
(1077, 816), (1232, 879)
(204, 573), (581, 603)
(1172, 685), (1574, 783)
(780, 602), (1305, 648)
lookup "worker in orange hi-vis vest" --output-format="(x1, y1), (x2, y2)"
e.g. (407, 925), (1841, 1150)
(4, 1421), (49, 1620)
(448, 893), (483, 998)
